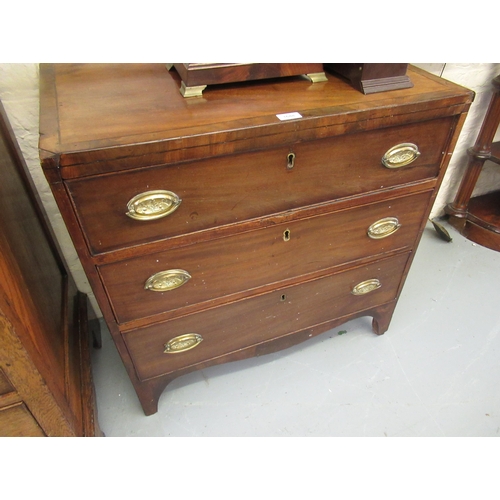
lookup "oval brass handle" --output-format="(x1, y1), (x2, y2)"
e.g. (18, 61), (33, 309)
(164, 333), (203, 354)
(367, 217), (401, 239)
(126, 190), (181, 221)
(287, 152), (296, 170)
(144, 269), (191, 292)
(382, 143), (420, 168)
(351, 279), (381, 296)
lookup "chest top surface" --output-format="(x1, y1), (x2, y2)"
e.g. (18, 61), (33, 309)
(39, 64), (473, 178)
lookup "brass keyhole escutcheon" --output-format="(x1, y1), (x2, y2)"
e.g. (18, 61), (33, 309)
(283, 229), (291, 241)
(280, 294), (287, 302)
(287, 152), (296, 170)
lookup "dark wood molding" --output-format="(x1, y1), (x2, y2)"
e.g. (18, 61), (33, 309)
(446, 75), (500, 251)
(0, 99), (102, 436)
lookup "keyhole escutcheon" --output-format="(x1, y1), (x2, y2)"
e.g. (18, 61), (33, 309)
(287, 152), (296, 170)
(283, 229), (291, 241)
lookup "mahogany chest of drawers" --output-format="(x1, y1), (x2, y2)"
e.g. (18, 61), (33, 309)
(38, 64), (473, 415)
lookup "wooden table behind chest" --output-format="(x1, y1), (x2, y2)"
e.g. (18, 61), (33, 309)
(39, 64), (472, 415)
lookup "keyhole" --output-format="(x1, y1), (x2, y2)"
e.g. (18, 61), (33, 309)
(280, 294), (287, 302)
(287, 152), (295, 170)
(283, 229), (291, 241)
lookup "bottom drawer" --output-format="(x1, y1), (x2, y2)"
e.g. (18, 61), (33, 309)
(124, 252), (410, 382)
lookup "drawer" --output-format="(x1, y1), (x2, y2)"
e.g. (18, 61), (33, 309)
(67, 118), (453, 254)
(101, 191), (431, 324)
(123, 252), (410, 382)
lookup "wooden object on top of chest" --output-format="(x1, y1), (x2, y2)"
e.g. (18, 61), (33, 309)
(167, 63), (327, 97)
(38, 64), (473, 416)
(325, 63), (413, 94)
(0, 99), (102, 436)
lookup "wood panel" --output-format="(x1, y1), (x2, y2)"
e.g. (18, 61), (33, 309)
(0, 403), (45, 437)
(0, 99), (102, 436)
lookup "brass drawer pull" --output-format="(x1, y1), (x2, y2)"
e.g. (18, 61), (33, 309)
(144, 269), (191, 292)
(367, 217), (401, 239)
(126, 190), (181, 221)
(382, 143), (420, 168)
(164, 333), (203, 354)
(352, 279), (381, 295)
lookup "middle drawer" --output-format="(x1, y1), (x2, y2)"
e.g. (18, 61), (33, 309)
(99, 190), (431, 324)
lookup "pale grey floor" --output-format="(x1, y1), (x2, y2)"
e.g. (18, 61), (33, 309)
(91, 220), (500, 437)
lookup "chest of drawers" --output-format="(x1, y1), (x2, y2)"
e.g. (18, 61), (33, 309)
(39, 64), (473, 415)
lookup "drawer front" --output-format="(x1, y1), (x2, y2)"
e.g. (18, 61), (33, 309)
(68, 118), (452, 254)
(101, 191), (431, 324)
(124, 252), (410, 381)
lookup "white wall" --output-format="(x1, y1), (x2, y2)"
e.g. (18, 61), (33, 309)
(1, 63), (499, 317)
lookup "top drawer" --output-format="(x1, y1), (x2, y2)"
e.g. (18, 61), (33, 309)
(67, 117), (453, 255)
